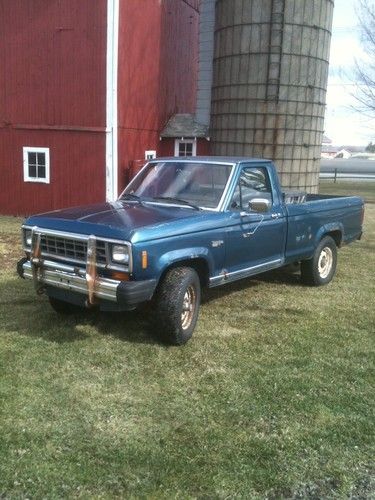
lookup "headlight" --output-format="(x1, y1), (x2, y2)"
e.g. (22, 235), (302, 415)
(111, 245), (129, 264)
(24, 229), (32, 247)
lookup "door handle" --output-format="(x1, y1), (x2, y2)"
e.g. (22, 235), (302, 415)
(271, 213), (282, 219)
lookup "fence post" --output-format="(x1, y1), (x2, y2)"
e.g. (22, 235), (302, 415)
(334, 168), (337, 183)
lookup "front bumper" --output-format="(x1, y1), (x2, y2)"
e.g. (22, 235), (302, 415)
(18, 258), (157, 308)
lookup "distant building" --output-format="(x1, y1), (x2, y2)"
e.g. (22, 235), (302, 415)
(321, 146), (347, 159)
(321, 144), (365, 159)
(351, 152), (375, 160)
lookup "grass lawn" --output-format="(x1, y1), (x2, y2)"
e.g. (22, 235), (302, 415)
(0, 182), (374, 498)
(319, 180), (375, 204)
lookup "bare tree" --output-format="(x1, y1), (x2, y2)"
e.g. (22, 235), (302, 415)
(353, 0), (375, 115)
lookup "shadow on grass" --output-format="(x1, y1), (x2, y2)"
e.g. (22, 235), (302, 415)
(1, 267), (304, 345)
(355, 242), (375, 252)
(0, 277), (158, 345)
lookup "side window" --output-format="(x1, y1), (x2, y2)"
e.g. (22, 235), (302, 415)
(231, 167), (272, 211)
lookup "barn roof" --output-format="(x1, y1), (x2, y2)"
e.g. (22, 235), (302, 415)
(160, 113), (209, 138)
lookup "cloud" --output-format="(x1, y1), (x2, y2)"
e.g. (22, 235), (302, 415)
(329, 36), (363, 72)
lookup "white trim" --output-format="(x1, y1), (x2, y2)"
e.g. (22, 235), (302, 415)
(174, 138), (197, 157)
(23, 147), (50, 184)
(106, 0), (119, 201)
(145, 150), (157, 160)
(209, 259), (283, 286)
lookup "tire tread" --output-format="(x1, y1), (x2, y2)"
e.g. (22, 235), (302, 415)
(154, 267), (200, 345)
(301, 236), (337, 286)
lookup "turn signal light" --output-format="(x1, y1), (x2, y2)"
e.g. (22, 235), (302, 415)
(142, 251), (148, 269)
(111, 271), (130, 281)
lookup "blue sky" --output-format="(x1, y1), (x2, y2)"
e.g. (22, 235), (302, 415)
(325, 0), (375, 145)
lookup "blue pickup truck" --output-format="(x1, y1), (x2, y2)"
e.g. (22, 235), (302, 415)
(17, 157), (364, 344)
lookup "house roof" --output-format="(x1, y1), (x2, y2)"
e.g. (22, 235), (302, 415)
(321, 145), (365, 154)
(321, 145), (341, 153)
(339, 145), (365, 153)
(160, 113), (209, 138)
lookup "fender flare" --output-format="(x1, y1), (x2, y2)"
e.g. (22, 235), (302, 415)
(315, 222), (344, 248)
(156, 247), (214, 283)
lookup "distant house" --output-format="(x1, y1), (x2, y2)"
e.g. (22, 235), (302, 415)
(321, 144), (365, 159)
(351, 152), (375, 160)
(321, 144), (340, 159)
(332, 149), (352, 159)
(340, 146), (365, 155)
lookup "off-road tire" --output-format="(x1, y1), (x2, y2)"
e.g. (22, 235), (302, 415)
(154, 267), (201, 345)
(301, 236), (337, 286)
(48, 296), (83, 315)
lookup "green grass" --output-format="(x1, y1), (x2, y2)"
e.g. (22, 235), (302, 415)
(319, 180), (375, 204)
(0, 183), (374, 498)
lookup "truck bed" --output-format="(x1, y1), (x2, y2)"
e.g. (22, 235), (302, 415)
(283, 191), (361, 205)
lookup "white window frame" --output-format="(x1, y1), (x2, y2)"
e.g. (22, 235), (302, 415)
(23, 147), (50, 184)
(145, 150), (157, 160)
(174, 138), (197, 157)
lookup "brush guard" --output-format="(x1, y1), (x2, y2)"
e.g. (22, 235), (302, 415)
(29, 228), (99, 304)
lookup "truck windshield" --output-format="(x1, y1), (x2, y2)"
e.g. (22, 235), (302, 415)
(121, 161), (233, 209)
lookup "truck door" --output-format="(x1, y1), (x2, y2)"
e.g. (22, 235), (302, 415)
(224, 165), (287, 278)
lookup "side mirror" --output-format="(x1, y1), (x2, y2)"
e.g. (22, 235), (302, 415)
(248, 198), (271, 213)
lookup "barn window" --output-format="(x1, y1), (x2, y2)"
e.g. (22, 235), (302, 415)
(145, 150), (156, 160)
(23, 147), (50, 184)
(174, 139), (196, 157)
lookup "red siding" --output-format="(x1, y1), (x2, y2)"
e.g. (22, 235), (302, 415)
(0, 0), (201, 214)
(0, 129), (105, 215)
(0, 0), (107, 215)
(117, 0), (200, 189)
(0, 0), (107, 127)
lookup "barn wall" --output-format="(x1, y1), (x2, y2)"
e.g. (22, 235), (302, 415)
(117, 0), (200, 187)
(0, 0), (107, 215)
(0, 129), (106, 216)
(0, 0), (107, 127)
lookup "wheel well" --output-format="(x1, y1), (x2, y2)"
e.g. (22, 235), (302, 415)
(159, 258), (210, 289)
(325, 230), (342, 247)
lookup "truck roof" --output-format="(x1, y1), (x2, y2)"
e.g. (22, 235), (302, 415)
(153, 156), (272, 164)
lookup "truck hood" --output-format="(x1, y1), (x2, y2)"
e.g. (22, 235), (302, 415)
(25, 201), (226, 242)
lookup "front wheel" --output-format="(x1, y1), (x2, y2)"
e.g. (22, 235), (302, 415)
(154, 267), (201, 345)
(301, 236), (337, 286)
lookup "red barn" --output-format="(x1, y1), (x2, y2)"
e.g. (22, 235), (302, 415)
(0, 0), (209, 215)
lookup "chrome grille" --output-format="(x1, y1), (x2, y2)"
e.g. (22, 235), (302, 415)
(40, 235), (107, 265)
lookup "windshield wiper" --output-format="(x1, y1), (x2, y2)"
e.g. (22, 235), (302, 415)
(151, 196), (201, 210)
(120, 193), (143, 204)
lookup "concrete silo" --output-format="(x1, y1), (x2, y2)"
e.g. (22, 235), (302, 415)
(210, 0), (334, 192)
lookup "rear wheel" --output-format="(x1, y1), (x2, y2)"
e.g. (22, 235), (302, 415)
(154, 267), (201, 345)
(301, 236), (337, 286)
(48, 296), (83, 315)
